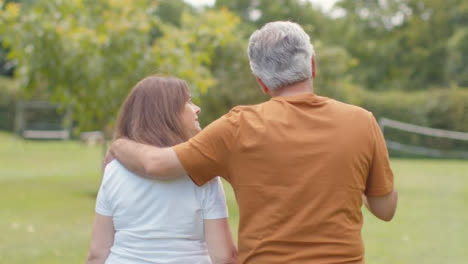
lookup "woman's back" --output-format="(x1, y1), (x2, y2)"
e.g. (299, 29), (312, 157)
(96, 160), (228, 264)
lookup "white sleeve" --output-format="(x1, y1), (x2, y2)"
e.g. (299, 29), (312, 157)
(95, 175), (113, 216)
(202, 177), (229, 220)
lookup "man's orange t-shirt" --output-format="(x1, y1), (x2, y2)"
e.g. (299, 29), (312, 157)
(173, 93), (394, 264)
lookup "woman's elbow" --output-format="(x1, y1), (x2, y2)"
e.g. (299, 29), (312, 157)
(227, 250), (238, 264)
(212, 256), (237, 264)
(86, 245), (111, 264)
(212, 249), (238, 264)
(86, 251), (105, 264)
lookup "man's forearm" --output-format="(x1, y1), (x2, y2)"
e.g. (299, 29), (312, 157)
(110, 138), (152, 177)
(110, 138), (186, 180)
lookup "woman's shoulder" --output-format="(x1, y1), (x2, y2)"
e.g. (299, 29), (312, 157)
(103, 159), (126, 175)
(102, 159), (135, 184)
(195, 177), (223, 195)
(104, 160), (194, 186)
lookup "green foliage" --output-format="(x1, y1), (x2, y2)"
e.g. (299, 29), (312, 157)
(0, 0), (240, 132)
(446, 27), (468, 86)
(199, 23), (266, 126)
(215, 0), (326, 29)
(336, 0), (468, 91)
(313, 43), (361, 102)
(1, 0), (157, 132)
(360, 87), (468, 152)
(155, 0), (189, 27)
(0, 76), (17, 130)
(0, 0), (18, 76)
(203, 0), (361, 124)
(362, 87), (468, 131)
(153, 8), (240, 99)
(0, 75), (17, 103)
(1, 0), (467, 134)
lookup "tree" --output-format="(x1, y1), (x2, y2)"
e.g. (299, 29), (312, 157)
(336, 0), (468, 90)
(0, 0), (20, 76)
(212, 0), (359, 104)
(0, 0), (240, 133)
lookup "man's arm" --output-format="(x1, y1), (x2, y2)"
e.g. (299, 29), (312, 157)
(364, 113), (397, 221)
(363, 190), (398, 222)
(102, 149), (114, 173)
(110, 138), (186, 180)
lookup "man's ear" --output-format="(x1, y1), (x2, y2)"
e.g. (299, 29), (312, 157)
(255, 76), (269, 94)
(312, 55), (316, 79)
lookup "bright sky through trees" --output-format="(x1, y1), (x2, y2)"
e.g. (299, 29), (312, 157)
(184, 0), (340, 12)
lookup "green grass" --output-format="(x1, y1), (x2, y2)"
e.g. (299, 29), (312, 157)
(363, 159), (468, 264)
(0, 131), (467, 263)
(0, 132), (102, 263)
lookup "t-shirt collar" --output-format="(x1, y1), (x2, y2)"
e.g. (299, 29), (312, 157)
(270, 92), (327, 104)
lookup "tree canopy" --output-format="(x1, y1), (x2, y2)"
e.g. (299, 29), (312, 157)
(0, 0), (467, 133)
(0, 0), (239, 132)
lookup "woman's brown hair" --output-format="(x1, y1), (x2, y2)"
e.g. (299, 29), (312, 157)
(114, 76), (192, 147)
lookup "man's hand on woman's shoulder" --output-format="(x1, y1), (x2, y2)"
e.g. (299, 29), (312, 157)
(102, 148), (115, 173)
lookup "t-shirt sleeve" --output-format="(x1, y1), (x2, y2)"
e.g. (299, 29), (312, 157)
(173, 111), (238, 186)
(365, 113), (394, 197)
(202, 177), (229, 220)
(95, 171), (113, 216)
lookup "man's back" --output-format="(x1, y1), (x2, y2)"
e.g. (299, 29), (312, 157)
(174, 93), (394, 263)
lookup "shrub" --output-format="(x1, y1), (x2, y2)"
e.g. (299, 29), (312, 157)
(359, 87), (468, 156)
(0, 76), (17, 131)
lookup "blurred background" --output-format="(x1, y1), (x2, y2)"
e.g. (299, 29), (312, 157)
(0, 0), (467, 263)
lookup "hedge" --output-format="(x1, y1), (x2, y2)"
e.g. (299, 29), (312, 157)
(358, 87), (468, 155)
(0, 76), (17, 131)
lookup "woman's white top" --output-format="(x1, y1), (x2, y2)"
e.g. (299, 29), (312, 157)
(95, 160), (229, 264)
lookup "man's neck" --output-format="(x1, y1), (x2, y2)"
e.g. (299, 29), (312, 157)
(270, 79), (314, 97)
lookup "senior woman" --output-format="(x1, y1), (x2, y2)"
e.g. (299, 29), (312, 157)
(86, 76), (237, 264)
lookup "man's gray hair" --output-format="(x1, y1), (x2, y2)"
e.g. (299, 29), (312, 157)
(248, 21), (315, 91)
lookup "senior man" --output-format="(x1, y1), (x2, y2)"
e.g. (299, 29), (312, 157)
(110, 21), (398, 264)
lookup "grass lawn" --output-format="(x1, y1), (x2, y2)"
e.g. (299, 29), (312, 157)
(0, 131), (467, 263)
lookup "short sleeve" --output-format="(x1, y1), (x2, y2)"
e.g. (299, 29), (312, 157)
(95, 177), (113, 216)
(173, 111), (239, 186)
(202, 177), (229, 220)
(365, 113), (394, 197)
